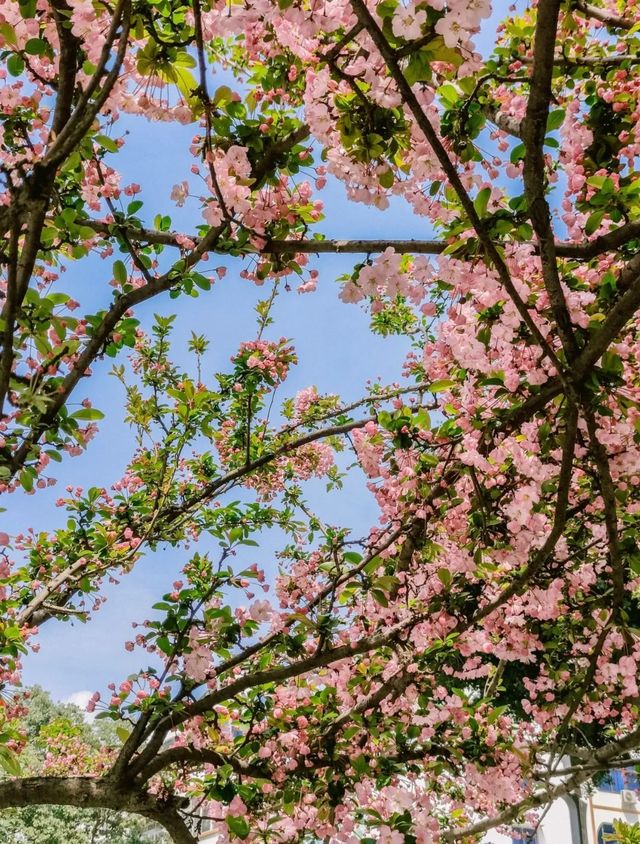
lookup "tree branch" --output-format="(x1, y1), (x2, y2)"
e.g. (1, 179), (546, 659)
(444, 724), (640, 841)
(522, 0), (578, 360)
(584, 407), (625, 614)
(574, 0), (634, 29)
(343, 0), (562, 371)
(572, 253), (640, 379)
(135, 746), (268, 785)
(136, 616), (421, 742)
(41, 0), (131, 170)
(474, 401), (578, 622)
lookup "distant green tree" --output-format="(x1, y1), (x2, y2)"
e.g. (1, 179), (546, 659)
(0, 687), (150, 844)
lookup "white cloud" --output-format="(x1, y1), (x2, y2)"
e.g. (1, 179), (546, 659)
(65, 690), (96, 721)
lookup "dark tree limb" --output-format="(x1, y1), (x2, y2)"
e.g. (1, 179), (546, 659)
(135, 746), (269, 785)
(0, 776), (196, 844)
(41, 0), (132, 170)
(83, 220), (640, 261)
(572, 254), (640, 379)
(584, 407), (626, 614)
(474, 401), (578, 622)
(344, 0), (563, 371)
(574, 0), (634, 29)
(522, 0), (578, 360)
(0, 221), (20, 416)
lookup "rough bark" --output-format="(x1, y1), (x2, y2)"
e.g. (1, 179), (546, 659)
(0, 777), (197, 844)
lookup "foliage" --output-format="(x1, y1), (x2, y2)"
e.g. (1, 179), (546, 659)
(1, 0), (640, 843)
(0, 688), (150, 843)
(603, 821), (640, 844)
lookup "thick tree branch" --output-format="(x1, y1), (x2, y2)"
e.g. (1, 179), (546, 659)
(584, 407), (625, 613)
(0, 775), (196, 843)
(343, 0), (562, 371)
(0, 221), (20, 416)
(41, 0), (131, 170)
(522, 0), (578, 360)
(7, 219), (223, 476)
(572, 255), (640, 378)
(574, 0), (634, 29)
(137, 616), (421, 743)
(135, 746), (268, 784)
(322, 666), (411, 744)
(5, 118), (311, 480)
(474, 401), (578, 622)
(17, 416), (370, 627)
(84, 222), (640, 261)
(0, 1), (80, 414)
(517, 52), (639, 67)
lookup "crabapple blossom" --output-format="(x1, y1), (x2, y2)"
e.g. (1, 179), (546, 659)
(1, 0), (640, 842)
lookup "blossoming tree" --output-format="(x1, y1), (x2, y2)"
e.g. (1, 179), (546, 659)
(1, 0), (640, 841)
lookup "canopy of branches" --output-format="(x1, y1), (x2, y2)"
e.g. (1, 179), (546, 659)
(1, 0), (640, 842)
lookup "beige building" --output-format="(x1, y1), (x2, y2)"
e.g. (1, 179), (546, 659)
(485, 768), (640, 844)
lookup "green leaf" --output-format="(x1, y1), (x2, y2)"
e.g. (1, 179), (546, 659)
(19, 0), (37, 18)
(376, 0), (396, 20)
(226, 816), (250, 839)
(473, 187), (491, 218)
(437, 568), (451, 588)
(113, 260), (128, 284)
(415, 408), (431, 429)
(192, 273), (211, 291)
(585, 209), (605, 236)
(157, 63), (199, 115)
(601, 350), (623, 377)
(378, 169), (394, 189)
(546, 109), (565, 131)
(174, 52), (196, 68)
(509, 143), (525, 164)
(352, 754), (369, 774)
(7, 53), (24, 77)
(629, 554), (640, 576)
(96, 134), (118, 153)
(375, 575), (400, 592)
(25, 37), (47, 55)
(213, 85), (234, 106)
(71, 407), (105, 421)
(156, 636), (172, 655)
(0, 748), (22, 777)
(371, 588), (389, 607)
(438, 84), (459, 107)
(0, 23), (17, 46)
(20, 470), (33, 492)
(487, 705), (507, 723)
(429, 379), (455, 392)
(173, 66), (198, 102)
(404, 50), (434, 85)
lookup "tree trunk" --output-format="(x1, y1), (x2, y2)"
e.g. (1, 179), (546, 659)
(0, 777), (197, 844)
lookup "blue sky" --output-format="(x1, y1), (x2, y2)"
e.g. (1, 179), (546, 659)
(11, 6), (519, 703)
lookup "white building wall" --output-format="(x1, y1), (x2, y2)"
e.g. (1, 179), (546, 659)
(586, 789), (640, 843)
(483, 785), (640, 844)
